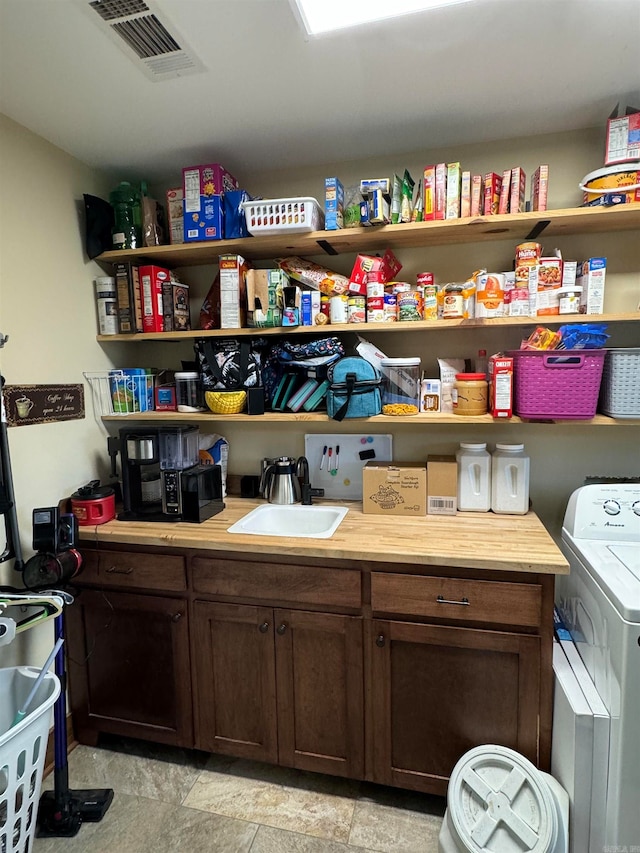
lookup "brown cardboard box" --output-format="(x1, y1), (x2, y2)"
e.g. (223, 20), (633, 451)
(427, 455), (457, 515)
(362, 461), (427, 516)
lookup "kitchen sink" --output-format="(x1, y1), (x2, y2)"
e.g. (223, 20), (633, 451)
(227, 504), (349, 539)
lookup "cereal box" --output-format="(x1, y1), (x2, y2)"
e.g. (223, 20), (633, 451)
(510, 167), (527, 214)
(435, 163), (447, 220)
(483, 172), (501, 215)
(498, 169), (511, 214)
(423, 165), (436, 220)
(325, 177), (344, 230)
(470, 175), (484, 216)
(446, 163), (461, 219)
(162, 281), (191, 332)
(182, 163), (238, 201)
(183, 194), (223, 242)
(219, 254), (248, 329)
(460, 171), (471, 218)
(530, 165), (549, 212)
(605, 111), (640, 165)
(166, 188), (184, 245)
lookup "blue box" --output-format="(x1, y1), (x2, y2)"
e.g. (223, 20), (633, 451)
(325, 177), (344, 230)
(301, 290), (320, 326)
(183, 195), (223, 242)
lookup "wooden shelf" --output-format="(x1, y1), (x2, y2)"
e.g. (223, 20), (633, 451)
(97, 205), (640, 267)
(97, 312), (639, 343)
(99, 411), (638, 426)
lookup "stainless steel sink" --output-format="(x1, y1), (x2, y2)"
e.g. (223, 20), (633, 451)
(227, 504), (349, 539)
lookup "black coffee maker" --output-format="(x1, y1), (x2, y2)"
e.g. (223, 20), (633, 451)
(109, 426), (224, 523)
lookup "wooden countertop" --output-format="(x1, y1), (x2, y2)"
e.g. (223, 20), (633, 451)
(79, 498), (569, 575)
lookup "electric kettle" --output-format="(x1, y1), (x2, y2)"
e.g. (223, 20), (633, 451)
(260, 456), (303, 505)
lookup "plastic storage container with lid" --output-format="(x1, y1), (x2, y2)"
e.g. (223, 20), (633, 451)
(175, 371), (205, 412)
(491, 443), (530, 514)
(452, 373), (488, 416)
(380, 357), (421, 415)
(456, 443), (491, 512)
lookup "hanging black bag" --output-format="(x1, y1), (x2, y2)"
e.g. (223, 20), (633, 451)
(194, 338), (262, 390)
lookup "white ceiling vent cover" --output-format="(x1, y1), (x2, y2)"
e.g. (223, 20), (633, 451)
(80, 0), (206, 81)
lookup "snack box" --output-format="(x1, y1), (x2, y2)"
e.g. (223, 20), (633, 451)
(114, 261), (142, 333)
(578, 257), (607, 314)
(182, 163), (238, 199)
(530, 257), (563, 316)
(423, 165), (436, 220)
(420, 379), (441, 413)
(219, 254), (248, 329)
(166, 188), (184, 245)
(483, 172), (501, 215)
(362, 461), (427, 517)
(435, 163), (447, 220)
(510, 167), (527, 214)
(460, 171), (471, 218)
(605, 111), (640, 165)
(183, 194), (223, 242)
(488, 353), (513, 418)
(446, 162), (461, 220)
(530, 165), (549, 212)
(325, 177), (344, 230)
(161, 280), (191, 331)
(349, 250), (402, 293)
(246, 268), (285, 328)
(301, 290), (321, 326)
(470, 174), (484, 216)
(426, 455), (457, 516)
(498, 169), (511, 214)
(139, 264), (170, 333)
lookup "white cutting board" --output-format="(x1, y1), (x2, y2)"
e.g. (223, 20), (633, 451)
(304, 433), (393, 500)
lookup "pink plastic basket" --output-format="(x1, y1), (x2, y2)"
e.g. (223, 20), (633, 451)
(508, 349), (606, 419)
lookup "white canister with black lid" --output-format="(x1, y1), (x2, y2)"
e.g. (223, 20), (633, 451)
(94, 276), (118, 335)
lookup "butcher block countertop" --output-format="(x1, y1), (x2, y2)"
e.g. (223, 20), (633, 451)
(79, 498), (569, 575)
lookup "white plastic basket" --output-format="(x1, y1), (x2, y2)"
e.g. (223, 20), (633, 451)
(599, 347), (640, 418)
(0, 666), (61, 853)
(241, 197), (324, 235)
(84, 370), (155, 416)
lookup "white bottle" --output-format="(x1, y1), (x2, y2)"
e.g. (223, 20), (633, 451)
(457, 443), (491, 512)
(491, 443), (530, 514)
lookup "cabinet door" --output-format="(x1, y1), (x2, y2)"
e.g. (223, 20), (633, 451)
(66, 589), (192, 747)
(275, 609), (364, 778)
(368, 620), (540, 796)
(193, 601), (278, 763)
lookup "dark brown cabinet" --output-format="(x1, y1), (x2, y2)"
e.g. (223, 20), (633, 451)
(193, 601), (364, 777)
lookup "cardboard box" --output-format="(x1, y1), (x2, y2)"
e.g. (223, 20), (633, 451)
(423, 165), (436, 220)
(182, 163), (238, 201)
(446, 162), (461, 219)
(483, 172), (501, 215)
(362, 461), (427, 517)
(435, 163), (447, 220)
(218, 254), (248, 328)
(510, 167), (527, 214)
(325, 177), (344, 230)
(246, 269), (285, 328)
(161, 281), (191, 331)
(578, 257), (607, 314)
(427, 455), (457, 515)
(488, 353), (513, 418)
(470, 174), (484, 216)
(605, 109), (640, 165)
(530, 165), (549, 212)
(498, 169), (512, 214)
(113, 261), (142, 333)
(460, 171), (471, 218)
(183, 194), (223, 242)
(139, 265), (170, 333)
(166, 188), (184, 245)
(301, 290), (321, 326)
(420, 379), (441, 413)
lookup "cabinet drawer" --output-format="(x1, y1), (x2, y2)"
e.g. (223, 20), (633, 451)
(191, 557), (361, 610)
(371, 572), (542, 628)
(80, 550), (186, 592)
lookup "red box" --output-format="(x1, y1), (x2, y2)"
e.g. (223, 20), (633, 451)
(423, 165), (436, 220)
(471, 175), (484, 216)
(349, 249), (402, 293)
(483, 172), (501, 215)
(435, 163), (447, 220)
(510, 167), (526, 214)
(498, 169), (511, 214)
(488, 353), (513, 418)
(139, 265), (170, 333)
(530, 165), (549, 212)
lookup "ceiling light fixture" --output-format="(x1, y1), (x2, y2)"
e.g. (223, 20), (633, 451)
(290, 0), (474, 36)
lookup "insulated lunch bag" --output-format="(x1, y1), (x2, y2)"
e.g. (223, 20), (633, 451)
(326, 356), (382, 421)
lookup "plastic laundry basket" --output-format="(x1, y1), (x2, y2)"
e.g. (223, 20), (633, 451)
(599, 347), (640, 418)
(0, 666), (61, 853)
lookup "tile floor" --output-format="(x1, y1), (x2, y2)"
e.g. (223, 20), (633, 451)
(32, 736), (445, 852)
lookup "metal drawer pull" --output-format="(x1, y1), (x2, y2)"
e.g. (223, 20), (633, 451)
(375, 634), (386, 647)
(276, 623), (287, 635)
(171, 612), (182, 623)
(106, 566), (133, 575)
(437, 595), (469, 606)
(259, 621), (269, 633)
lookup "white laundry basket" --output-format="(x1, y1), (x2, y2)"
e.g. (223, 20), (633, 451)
(439, 744), (569, 853)
(0, 666), (60, 853)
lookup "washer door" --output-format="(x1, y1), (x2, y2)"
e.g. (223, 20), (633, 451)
(444, 745), (564, 853)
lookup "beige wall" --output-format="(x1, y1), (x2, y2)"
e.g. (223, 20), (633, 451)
(0, 114), (115, 665)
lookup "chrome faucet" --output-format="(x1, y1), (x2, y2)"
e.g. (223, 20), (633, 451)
(296, 456), (324, 506)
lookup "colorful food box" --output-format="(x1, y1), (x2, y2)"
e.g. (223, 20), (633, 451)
(530, 257), (563, 315)
(325, 177), (344, 230)
(161, 281), (191, 332)
(183, 194), (223, 242)
(530, 165), (549, 212)
(483, 172), (501, 215)
(460, 171), (471, 218)
(423, 165), (436, 220)
(166, 188), (184, 245)
(182, 163), (238, 199)
(435, 163), (447, 220)
(471, 175), (484, 216)
(139, 265), (170, 333)
(219, 254), (248, 329)
(446, 162), (461, 219)
(498, 169), (512, 214)
(605, 111), (640, 165)
(578, 257), (607, 314)
(246, 269), (285, 328)
(510, 167), (527, 214)
(488, 354), (514, 418)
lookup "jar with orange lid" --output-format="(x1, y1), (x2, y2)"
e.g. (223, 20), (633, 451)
(452, 373), (488, 416)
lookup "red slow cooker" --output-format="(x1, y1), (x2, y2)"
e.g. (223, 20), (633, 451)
(71, 480), (116, 526)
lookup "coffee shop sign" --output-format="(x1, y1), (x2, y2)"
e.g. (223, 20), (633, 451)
(2, 384), (85, 426)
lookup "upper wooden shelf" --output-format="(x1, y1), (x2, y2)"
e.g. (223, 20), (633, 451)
(97, 205), (640, 268)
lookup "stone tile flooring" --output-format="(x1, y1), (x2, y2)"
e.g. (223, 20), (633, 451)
(32, 736), (445, 852)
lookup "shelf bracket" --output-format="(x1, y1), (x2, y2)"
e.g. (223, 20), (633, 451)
(316, 239), (339, 256)
(525, 219), (551, 240)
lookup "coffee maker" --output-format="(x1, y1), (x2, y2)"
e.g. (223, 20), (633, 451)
(111, 426), (224, 523)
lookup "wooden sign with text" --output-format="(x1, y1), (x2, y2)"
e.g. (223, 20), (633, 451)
(3, 384), (85, 427)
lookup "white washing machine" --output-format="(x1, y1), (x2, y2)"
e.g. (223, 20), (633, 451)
(556, 482), (640, 851)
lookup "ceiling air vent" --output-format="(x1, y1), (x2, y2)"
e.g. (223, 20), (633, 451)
(80, 0), (206, 81)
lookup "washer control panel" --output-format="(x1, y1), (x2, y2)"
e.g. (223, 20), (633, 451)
(563, 484), (640, 541)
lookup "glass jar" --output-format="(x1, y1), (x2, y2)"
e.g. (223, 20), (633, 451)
(452, 373), (488, 416)
(441, 283), (465, 319)
(380, 357), (421, 415)
(175, 371), (205, 412)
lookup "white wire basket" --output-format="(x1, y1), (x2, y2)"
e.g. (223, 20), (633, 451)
(241, 197), (324, 235)
(84, 370), (155, 416)
(0, 666), (61, 853)
(599, 347), (640, 418)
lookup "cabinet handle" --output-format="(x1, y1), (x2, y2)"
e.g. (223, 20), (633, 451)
(106, 566), (133, 575)
(170, 612), (183, 623)
(436, 595), (470, 606)
(259, 621), (269, 633)
(375, 634), (385, 647)
(276, 623), (287, 635)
